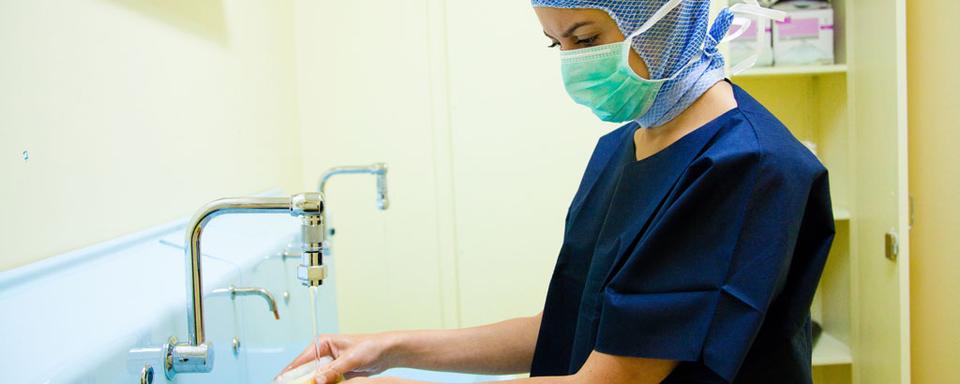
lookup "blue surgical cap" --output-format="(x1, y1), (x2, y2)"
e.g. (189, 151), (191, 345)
(532, 0), (736, 127)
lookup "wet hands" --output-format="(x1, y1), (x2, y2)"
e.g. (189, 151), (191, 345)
(277, 333), (400, 384)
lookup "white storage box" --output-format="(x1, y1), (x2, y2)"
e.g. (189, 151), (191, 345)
(772, 0), (835, 66)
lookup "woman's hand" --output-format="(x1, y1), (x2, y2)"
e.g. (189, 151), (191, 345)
(278, 333), (399, 384)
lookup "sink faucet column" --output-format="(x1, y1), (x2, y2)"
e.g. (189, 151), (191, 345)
(293, 193), (326, 287)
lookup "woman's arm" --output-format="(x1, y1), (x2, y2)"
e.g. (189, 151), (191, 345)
(388, 312), (543, 375)
(281, 313), (544, 383)
(347, 350), (676, 384)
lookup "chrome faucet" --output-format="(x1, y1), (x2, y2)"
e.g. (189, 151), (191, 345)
(163, 192), (327, 380)
(210, 285), (280, 320)
(319, 163), (390, 212)
(318, 163), (389, 239)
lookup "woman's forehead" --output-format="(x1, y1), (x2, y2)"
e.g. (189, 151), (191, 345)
(535, 7), (617, 36)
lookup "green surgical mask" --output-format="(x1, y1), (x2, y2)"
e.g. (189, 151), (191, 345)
(560, 41), (666, 123)
(558, 0), (684, 123)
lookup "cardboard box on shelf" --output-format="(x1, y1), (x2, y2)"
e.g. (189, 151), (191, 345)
(772, 0), (835, 66)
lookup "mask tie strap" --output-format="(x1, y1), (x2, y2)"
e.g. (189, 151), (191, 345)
(729, 0), (788, 20)
(627, 0), (685, 41)
(721, 17), (753, 44)
(722, 0), (787, 76)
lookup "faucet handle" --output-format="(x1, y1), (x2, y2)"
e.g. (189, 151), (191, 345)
(164, 337), (214, 379)
(291, 192), (324, 216)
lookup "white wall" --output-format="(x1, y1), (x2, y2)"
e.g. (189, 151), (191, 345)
(0, 0), (303, 271)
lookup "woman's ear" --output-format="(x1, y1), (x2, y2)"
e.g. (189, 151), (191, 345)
(626, 45), (652, 80)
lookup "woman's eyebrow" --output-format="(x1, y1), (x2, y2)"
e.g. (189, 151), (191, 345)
(543, 21), (595, 40)
(561, 21), (594, 37)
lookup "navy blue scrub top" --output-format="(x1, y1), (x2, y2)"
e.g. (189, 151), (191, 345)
(530, 84), (835, 383)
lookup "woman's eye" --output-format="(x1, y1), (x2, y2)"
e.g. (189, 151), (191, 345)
(576, 35), (599, 46)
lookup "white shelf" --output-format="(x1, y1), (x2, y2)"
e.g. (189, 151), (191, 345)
(813, 332), (853, 366)
(834, 209), (851, 221)
(734, 64), (848, 78)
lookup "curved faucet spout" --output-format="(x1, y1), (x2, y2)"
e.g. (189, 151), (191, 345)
(318, 163), (389, 211)
(212, 285), (280, 320)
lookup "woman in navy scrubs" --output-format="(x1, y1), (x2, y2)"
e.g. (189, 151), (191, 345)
(280, 1), (834, 383)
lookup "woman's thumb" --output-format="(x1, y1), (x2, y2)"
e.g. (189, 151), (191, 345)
(314, 357), (351, 384)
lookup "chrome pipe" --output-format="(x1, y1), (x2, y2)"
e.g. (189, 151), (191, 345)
(185, 197), (289, 346)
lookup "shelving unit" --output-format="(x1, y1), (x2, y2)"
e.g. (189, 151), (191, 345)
(716, 1), (911, 383)
(737, 64), (849, 78)
(813, 332), (854, 367)
(833, 209), (851, 221)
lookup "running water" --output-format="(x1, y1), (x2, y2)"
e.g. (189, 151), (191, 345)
(309, 285), (323, 364)
(274, 286), (332, 384)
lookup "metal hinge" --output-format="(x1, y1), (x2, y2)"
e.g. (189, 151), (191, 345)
(909, 195), (915, 229)
(885, 231), (900, 262)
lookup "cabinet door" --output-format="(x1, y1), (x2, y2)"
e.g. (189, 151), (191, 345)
(848, 0), (911, 383)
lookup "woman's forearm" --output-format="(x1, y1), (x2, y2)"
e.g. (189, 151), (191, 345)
(384, 312), (543, 375)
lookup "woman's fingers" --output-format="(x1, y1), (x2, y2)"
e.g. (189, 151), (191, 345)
(314, 368), (344, 384)
(281, 337), (333, 374)
(315, 355), (360, 384)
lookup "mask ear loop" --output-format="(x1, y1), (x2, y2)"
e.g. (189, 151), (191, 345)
(723, 0), (787, 76)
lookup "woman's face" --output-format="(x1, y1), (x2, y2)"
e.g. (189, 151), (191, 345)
(534, 7), (651, 79)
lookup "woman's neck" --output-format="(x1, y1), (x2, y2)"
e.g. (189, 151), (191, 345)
(633, 81), (737, 161)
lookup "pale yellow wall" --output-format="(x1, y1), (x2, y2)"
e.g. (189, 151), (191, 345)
(0, 0), (303, 271)
(907, 1), (960, 383)
(445, 0), (618, 327)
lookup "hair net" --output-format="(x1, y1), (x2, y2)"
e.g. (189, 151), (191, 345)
(533, 0), (737, 127)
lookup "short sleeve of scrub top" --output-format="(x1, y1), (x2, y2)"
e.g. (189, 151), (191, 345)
(530, 84), (836, 384)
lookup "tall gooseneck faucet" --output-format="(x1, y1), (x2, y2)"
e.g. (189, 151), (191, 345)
(164, 192), (326, 379)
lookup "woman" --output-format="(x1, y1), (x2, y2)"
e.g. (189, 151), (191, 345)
(279, 0), (834, 383)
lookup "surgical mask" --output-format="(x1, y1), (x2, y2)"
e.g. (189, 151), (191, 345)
(557, 0), (785, 124)
(559, 0), (686, 123)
